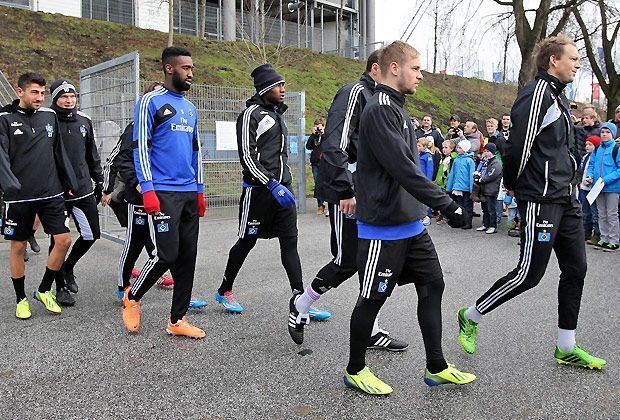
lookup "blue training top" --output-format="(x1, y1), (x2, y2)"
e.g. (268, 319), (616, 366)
(133, 87), (203, 194)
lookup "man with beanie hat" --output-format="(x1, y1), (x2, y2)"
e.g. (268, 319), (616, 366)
(474, 142), (503, 234)
(294, 49), (408, 350)
(458, 35), (607, 371)
(49, 79), (104, 306)
(123, 46), (206, 338)
(215, 62), (329, 344)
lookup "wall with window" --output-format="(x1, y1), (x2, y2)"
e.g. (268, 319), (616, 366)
(82, 0), (134, 25)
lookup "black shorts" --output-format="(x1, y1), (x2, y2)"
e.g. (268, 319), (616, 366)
(2, 197), (69, 241)
(237, 185), (297, 239)
(357, 230), (443, 301)
(65, 194), (101, 240)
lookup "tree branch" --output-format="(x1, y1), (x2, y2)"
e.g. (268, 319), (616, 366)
(573, 6), (609, 94)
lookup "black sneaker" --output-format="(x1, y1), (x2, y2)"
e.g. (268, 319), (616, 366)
(28, 235), (40, 253)
(288, 294), (309, 345)
(64, 267), (78, 293)
(56, 287), (75, 306)
(367, 330), (409, 351)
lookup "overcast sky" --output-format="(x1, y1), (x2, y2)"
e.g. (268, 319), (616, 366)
(374, 0), (610, 103)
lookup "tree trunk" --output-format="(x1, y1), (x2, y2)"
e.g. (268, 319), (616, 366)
(168, 0), (174, 47)
(606, 85), (620, 121)
(432, 6), (438, 73)
(198, 0), (206, 39)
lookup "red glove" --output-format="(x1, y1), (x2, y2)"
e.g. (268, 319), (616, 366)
(143, 190), (161, 215)
(197, 193), (206, 217)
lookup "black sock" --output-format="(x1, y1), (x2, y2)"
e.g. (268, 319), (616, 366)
(218, 238), (257, 295)
(278, 236), (304, 294)
(12, 276), (26, 302)
(55, 265), (66, 291)
(65, 237), (96, 271)
(347, 296), (384, 375)
(38, 267), (58, 293)
(415, 280), (449, 374)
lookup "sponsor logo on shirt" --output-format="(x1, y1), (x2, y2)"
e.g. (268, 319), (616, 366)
(170, 117), (194, 133)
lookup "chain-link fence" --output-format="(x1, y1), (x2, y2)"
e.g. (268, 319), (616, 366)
(79, 53), (306, 243)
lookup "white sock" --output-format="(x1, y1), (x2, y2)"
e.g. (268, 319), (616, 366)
(371, 316), (381, 336)
(465, 305), (483, 323)
(295, 286), (320, 314)
(557, 328), (576, 352)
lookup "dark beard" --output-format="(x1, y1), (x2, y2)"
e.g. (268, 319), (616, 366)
(172, 72), (190, 92)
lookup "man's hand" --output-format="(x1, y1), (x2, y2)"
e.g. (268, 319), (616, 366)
(142, 190), (161, 215)
(101, 193), (112, 206)
(339, 197), (356, 216)
(444, 201), (466, 228)
(197, 193), (206, 217)
(267, 180), (296, 209)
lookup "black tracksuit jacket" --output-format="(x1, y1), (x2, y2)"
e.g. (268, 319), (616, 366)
(0, 102), (77, 202)
(356, 84), (454, 225)
(52, 105), (103, 199)
(503, 70), (579, 204)
(108, 122), (143, 205)
(315, 72), (375, 204)
(236, 94), (292, 187)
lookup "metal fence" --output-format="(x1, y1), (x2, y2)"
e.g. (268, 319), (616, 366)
(79, 53), (306, 243)
(0, 70), (17, 106)
(80, 52), (140, 243)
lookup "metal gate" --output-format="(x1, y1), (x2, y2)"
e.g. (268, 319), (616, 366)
(0, 70), (17, 106)
(80, 51), (140, 243)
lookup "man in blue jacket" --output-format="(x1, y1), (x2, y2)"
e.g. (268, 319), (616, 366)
(122, 47), (206, 339)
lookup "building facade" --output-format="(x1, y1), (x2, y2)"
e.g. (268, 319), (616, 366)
(0, 0), (378, 59)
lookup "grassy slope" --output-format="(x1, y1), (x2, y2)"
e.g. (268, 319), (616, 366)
(0, 5), (517, 131)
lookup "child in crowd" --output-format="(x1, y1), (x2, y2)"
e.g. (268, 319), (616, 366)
(418, 137), (435, 225)
(435, 140), (457, 224)
(474, 143), (503, 234)
(579, 135), (601, 245)
(427, 137), (442, 180)
(446, 139), (475, 229)
(585, 122), (620, 252)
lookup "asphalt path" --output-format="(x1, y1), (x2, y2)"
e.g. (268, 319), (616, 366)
(0, 209), (617, 419)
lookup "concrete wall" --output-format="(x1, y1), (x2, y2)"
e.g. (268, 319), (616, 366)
(135, 0), (168, 32)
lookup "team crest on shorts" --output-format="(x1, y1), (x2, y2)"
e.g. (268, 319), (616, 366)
(248, 226), (258, 236)
(135, 216), (145, 225)
(537, 230), (551, 242)
(45, 123), (54, 138)
(3, 226), (14, 236)
(157, 222), (169, 233)
(377, 281), (388, 293)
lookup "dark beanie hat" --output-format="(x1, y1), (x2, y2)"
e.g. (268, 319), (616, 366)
(251, 63), (285, 96)
(50, 79), (77, 104)
(484, 142), (497, 154)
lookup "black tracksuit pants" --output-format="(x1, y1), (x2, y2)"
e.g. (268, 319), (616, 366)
(311, 203), (358, 293)
(130, 191), (199, 323)
(117, 204), (148, 291)
(475, 199), (586, 330)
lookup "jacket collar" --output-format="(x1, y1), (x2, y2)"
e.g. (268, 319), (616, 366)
(536, 70), (567, 96)
(360, 72), (376, 90)
(246, 93), (288, 115)
(375, 84), (405, 107)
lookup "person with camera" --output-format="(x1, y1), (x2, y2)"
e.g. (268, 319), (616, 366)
(306, 117), (327, 215)
(445, 114), (462, 142)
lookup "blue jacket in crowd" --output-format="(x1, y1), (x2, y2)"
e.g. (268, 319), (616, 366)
(419, 150), (434, 180)
(586, 139), (620, 193)
(446, 152), (475, 193)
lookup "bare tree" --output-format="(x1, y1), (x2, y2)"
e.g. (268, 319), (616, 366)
(492, 0), (586, 88)
(573, 1), (619, 120)
(198, 0), (206, 39)
(428, 1), (458, 73)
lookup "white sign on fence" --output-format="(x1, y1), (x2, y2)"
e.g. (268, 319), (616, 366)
(216, 121), (238, 151)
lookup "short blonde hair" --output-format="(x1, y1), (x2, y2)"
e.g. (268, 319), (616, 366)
(582, 108), (600, 122)
(486, 118), (498, 126)
(379, 41), (420, 74)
